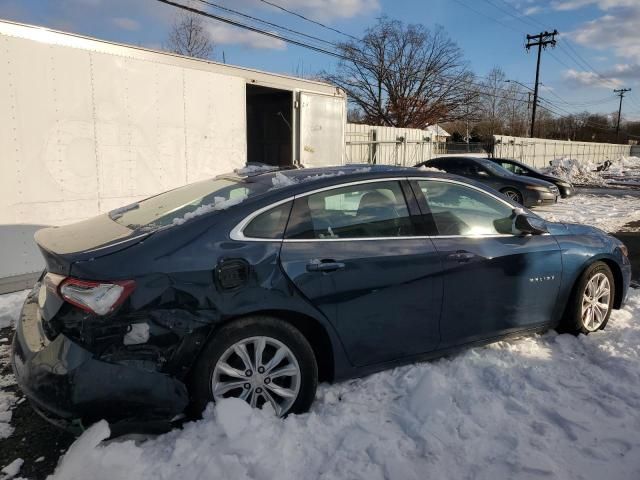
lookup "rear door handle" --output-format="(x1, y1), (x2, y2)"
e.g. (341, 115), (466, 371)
(446, 251), (476, 263)
(306, 261), (346, 272)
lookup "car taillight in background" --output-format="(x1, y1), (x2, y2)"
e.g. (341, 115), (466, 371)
(42, 273), (136, 315)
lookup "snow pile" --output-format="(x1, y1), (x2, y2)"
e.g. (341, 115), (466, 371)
(0, 290), (28, 329)
(0, 290), (27, 440)
(607, 156), (640, 176)
(418, 165), (444, 173)
(234, 165), (278, 176)
(301, 171), (346, 182)
(535, 194), (640, 232)
(0, 387), (16, 440)
(352, 167), (371, 173)
(270, 171), (350, 190)
(50, 289), (640, 480)
(544, 157), (606, 186)
(171, 195), (248, 226)
(1, 458), (23, 478)
(270, 172), (299, 189)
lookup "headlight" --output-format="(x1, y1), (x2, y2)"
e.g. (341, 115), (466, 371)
(619, 244), (629, 257)
(525, 185), (551, 192)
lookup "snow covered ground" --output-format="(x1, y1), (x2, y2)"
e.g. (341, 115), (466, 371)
(50, 291), (640, 480)
(1, 193), (639, 479)
(535, 194), (640, 233)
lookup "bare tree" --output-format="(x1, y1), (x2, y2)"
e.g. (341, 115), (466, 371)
(166, 12), (214, 59)
(474, 67), (530, 139)
(324, 17), (475, 128)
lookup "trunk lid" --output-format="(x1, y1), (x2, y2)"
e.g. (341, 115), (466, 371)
(34, 214), (151, 275)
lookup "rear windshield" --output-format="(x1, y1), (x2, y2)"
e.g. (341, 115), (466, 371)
(109, 178), (269, 230)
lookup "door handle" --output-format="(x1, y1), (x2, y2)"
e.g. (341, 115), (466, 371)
(446, 251), (476, 263)
(306, 260), (346, 272)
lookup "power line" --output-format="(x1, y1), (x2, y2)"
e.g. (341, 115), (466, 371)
(155, 0), (351, 61)
(158, 0), (627, 134)
(485, 0), (621, 89)
(194, 0), (339, 48)
(254, 0), (359, 41)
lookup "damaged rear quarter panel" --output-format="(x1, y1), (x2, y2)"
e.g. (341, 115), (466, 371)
(63, 211), (339, 381)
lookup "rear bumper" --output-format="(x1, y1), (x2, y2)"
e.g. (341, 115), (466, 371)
(11, 291), (188, 434)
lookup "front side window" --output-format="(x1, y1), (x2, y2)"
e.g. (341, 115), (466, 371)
(285, 181), (415, 239)
(418, 180), (514, 236)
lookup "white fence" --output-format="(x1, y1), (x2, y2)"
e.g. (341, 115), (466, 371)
(493, 135), (632, 169)
(345, 124), (436, 166)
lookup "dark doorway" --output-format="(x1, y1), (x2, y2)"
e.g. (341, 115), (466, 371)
(246, 84), (293, 167)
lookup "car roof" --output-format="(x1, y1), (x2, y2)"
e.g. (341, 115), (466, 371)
(492, 157), (529, 167)
(215, 164), (469, 201)
(219, 164), (450, 185)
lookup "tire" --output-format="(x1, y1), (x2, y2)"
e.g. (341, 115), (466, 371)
(501, 188), (523, 204)
(189, 315), (318, 417)
(561, 261), (615, 335)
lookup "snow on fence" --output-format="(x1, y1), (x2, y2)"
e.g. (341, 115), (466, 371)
(493, 135), (631, 169)
(345, 124), (436, 166)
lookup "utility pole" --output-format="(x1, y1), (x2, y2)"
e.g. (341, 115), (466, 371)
(526, 30), (558, 138)
(614, 88), (631, 139)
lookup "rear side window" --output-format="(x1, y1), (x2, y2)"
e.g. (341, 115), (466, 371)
(285, 181), (415, 239)
(243, 202), (292, 239)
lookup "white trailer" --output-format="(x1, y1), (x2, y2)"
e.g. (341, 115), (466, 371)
(0, 20), (347, 293)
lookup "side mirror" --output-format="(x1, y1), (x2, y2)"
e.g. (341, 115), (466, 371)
(514, 212), (548, 235)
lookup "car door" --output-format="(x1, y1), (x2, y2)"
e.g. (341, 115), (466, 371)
(279, 179), (443, 367)
(412, 178), (562, 348)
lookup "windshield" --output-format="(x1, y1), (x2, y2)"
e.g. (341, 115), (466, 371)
(109, 178), (269, 230)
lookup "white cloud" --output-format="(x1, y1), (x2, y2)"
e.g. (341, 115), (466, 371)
(523, 6), (541, 15)
(267, 0), (380, 21)
(563, 68), (622, 88)
(551, 0), (637, 10)
(570, 7), (640, 62)
(111, 17), (140, 31)
(206, 24), (286, 50)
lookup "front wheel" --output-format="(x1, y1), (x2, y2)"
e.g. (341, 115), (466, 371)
(501, 188), (523, 204)
(189, 316), (318, 417)
(561, 262), (615, 335)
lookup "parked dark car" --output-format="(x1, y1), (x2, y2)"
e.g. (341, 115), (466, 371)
(415, 156), (560, 207)
(12, 165), (631, 434)
(488, 157), (575, 198)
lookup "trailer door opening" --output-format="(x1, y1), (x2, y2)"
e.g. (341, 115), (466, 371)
(246, 84), (293, 167)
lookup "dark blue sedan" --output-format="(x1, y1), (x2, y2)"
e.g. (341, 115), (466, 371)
(12, 165), (631, 432)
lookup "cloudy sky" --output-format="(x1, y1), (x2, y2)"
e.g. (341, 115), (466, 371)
(1, 0), (639, 120)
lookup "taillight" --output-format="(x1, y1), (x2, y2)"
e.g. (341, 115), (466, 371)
(58, 278), (136, 315)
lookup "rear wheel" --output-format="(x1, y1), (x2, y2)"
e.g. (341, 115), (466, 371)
(190, 316), (318, 417)
(561, 262), (615, 335)
(501, 188), (523, 204)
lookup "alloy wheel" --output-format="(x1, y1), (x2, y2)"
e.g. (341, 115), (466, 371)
(581, 272), (611, 331)
(211, 336), (301, 416)
(504, 189), (522, 204)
